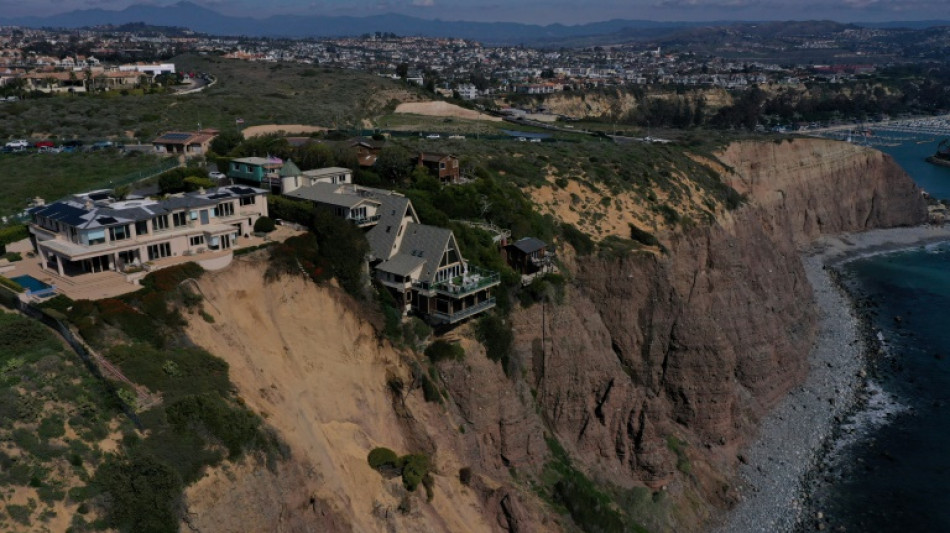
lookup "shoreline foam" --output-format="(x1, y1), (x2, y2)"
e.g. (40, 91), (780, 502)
(714, 224), (950, 533)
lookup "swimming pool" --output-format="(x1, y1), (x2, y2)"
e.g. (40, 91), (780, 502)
(10, 275), (54, 294)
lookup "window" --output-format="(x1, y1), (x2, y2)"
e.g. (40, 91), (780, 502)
(152, 215), (169, 231)
(85, 229), (105, 246)
(173, 212), (188, 227)
(109, 225), (130, 241)
(135, 220), (149, 236)
(189, 235), (204, 246)
(239, 196), (255, 206)
(213, 202), (234, 217)
(147, 242), (171, 260)
(440, 162), (446, 169)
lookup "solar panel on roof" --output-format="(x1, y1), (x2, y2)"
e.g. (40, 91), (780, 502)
(158, 133), (193, 141)
(96, 216), (117, 224)
(43, 203), (88, 225)
(208, 193), (228, 199)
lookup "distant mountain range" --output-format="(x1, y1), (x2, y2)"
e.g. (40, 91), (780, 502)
(1, 1), (948, 45)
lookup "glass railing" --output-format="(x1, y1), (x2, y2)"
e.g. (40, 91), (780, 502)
(349, 214), (381, 225)
(430, 298), (496, 323)
(432, 266), (500, 297)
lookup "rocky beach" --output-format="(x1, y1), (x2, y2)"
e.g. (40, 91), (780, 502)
(715, 224), (950, 533)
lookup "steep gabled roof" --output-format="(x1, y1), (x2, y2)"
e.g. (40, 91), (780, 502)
(397, 223), (453, 284)
(365, 193), (414, 261)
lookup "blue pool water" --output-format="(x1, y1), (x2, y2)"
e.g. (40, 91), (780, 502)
(10, 275), (53, 293)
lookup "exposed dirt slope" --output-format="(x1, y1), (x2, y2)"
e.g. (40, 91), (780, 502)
(181, 260), (502, 532)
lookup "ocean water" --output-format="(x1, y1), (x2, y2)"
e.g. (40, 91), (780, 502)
(801, 138), (950, 531)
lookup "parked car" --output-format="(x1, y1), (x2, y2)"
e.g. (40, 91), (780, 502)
(209, 171), (226, 180)
(34, 140), (55, 149)
(5, 139), (29, 149)
(91, 141), (115, 151)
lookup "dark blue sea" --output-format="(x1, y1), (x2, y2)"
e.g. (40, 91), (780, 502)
(801, 137), (950, 531)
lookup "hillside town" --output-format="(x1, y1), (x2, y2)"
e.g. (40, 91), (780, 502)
(0, 23), (911, 101)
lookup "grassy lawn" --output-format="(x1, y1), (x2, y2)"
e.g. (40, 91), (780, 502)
(0, 151), (168, 216)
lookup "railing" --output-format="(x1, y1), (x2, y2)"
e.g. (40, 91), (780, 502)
(430, 297), (496, 324)
(349, 214), (381, 226)
(414, 265), (501, 297)
(433, 266), (500, 297)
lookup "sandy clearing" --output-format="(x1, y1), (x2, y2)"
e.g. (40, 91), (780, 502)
(242, 124), (328, 139)
(395, 101), (502, 122)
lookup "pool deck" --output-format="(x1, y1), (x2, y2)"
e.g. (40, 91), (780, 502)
(2, 225), (303, 301)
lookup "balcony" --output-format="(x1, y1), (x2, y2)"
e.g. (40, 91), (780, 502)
(414, 265), (500, 298)
(348, 214), (381, 227)
(429, 297), (496, 325)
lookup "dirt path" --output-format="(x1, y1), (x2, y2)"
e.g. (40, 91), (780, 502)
(242, 124), (328, 138)
(395, 101), (502, 122)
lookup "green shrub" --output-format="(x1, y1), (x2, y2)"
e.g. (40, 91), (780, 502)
(476, 313), (514, 376)
(424, 340), (464, 363)
(400, 454), (430, 492)
(267, 195), (315, 226)
(140, 262), (205, 294)
(628, 223), (660, 247)
(0, 224), (27, 245)
(3, 251), (22, 262)
(666, 436), (692, 475)
(6, 504), (31, 525)
(459, 467), (472, 486)
(165, 393), (266, 460)
(0, 275), (24, 293)
(93, 452), (183, 533)
(420, 374), (442, 404)
(367, 447), (399, 470)
(37, 415), (65, 440)
(560, 223), (594, 256)
(253, 216), (276, 233)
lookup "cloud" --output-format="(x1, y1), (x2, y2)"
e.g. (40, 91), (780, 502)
(411, 0), (435, 5)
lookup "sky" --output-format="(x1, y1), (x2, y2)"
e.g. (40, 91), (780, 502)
(0, 0), (945, 24)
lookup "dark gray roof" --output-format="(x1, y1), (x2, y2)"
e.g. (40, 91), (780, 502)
(286, 183), (379, 209)
(365, 193), (412, 260)
(376, 254), (426, 277)
(398, 223), (453, 284)
(31, 185), (266, 231)
(510, 237), (546, 255)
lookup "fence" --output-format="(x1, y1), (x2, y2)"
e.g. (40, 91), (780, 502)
(112, 157), (182, 188)
(0, 284), (144, 428)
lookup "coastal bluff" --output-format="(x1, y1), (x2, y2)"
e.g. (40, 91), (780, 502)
(179, 138), (927, 532)
(501, 138), (927, 529)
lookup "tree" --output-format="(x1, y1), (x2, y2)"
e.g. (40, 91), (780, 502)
(209, 130), (245, 156)
(374, 145), (413, 183)
(396, 63), (409, 79)
(294, 143), (334, 170)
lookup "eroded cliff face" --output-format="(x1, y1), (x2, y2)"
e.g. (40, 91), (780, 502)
(183, 139), (927, 532)
(498, 138), (927, 528)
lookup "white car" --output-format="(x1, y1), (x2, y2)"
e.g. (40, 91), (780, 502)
(209, 171), (226, 180)
(425, 134), (441, 139)
(5, 140), (29, 148)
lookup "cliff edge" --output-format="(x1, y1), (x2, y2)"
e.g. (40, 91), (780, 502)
(182, 138), (927, 532)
